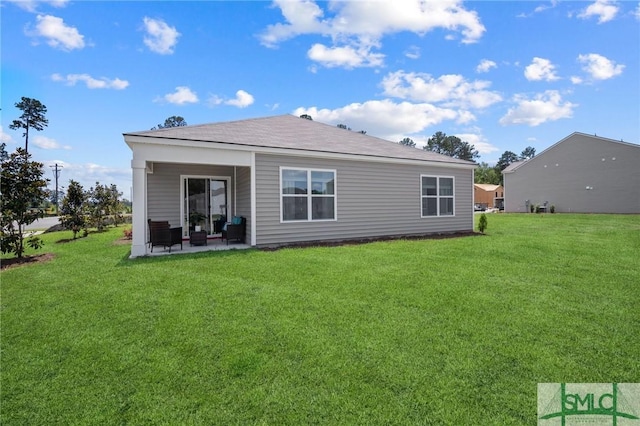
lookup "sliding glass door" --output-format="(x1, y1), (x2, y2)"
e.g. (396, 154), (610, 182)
(182, 176), (229, 236)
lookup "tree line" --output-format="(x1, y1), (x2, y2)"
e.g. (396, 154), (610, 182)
(474, 148), (535, 185)
(399, 132), (535, 185)
(301, 114), (535, 184)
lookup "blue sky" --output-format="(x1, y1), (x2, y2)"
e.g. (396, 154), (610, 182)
(2, 0), (639, 197)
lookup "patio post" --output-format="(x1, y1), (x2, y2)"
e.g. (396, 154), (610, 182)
(130, 159), (148, 257)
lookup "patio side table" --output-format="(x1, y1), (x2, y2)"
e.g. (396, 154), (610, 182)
(189, 230), (207, 246)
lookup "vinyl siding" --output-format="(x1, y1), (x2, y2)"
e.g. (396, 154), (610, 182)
(234, 166), (252, 241)
(504, 134), (640, 213)
(255, 154), (473, 246)
(147, 163), (238, 231)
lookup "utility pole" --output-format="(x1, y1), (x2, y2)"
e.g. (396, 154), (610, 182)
(50, 163), (63, 215)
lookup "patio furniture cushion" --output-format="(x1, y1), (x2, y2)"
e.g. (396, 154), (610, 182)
(213, 215), (227, 233)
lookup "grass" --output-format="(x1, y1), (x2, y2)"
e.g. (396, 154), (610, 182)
(1, 214), (639, 424)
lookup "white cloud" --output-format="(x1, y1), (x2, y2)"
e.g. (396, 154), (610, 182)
(476, 59), (497, 73)
(225, 90), (255, 108)
(293, 99), (461, 141)
(142, 17), (180, 54)
(157, 86), (199, 105)
(456, 110), (476, 125)
(404, 46), (420, 60)
(51, 73), (129, 90)
(33, 136), (71, 150)
(499, 90), (577, 126)
(208, 90), (255, 108)
(381, 70), (502, 109)
(577, 0), (619, 23)
(307, 43), (384, 68)
(524, 57), (560, 81)
(208, 95), (223, 107)
(259, 0), (329, 47)
(635, 3), (640, 20)
(259, 0), (485, 68)
(7, 0), (69, 13)
(41, 160), (132, 196)
(1, 126), (15, 144)
(27, 14), (85, 51)
(577, 53), (624, 80)
(517, 0), (559, 18)
(570, 76), (584, 85)
(534, 0), (558, 14)
(455, 132), (499, 155)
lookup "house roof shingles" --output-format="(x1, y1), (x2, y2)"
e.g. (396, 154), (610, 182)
(124, 114), (475, 166)
(502, 160), (526, 173)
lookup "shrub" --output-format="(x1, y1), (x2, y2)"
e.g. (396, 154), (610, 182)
(530, 203), (535, 213)
(550, 205), (556, 213)
(478, 213), (488, 234)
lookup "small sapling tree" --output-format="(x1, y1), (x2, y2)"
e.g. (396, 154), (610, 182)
(0, 148), (49, 258)
(478, 213), (488, 234)
(108, 184), (124, 226)
(60, 180), (87, 239)
(86, 182), (111, 231)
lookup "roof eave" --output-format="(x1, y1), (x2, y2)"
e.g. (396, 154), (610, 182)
(124, 134), (477, 169)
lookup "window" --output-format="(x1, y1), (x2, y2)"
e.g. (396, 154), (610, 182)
(281, 168), (336, 221)
(421, 176), (454, 217)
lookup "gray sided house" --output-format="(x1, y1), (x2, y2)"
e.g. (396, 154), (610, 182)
(124, 115), (476, 257)
(503, 132), (640, 213)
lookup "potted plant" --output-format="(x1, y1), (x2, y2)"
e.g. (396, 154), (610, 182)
(189, 211), (207, 232)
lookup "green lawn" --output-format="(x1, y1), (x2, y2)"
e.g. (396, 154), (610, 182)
(1, 214), (639, 424)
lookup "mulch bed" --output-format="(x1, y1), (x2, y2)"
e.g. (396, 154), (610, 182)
(113, 238), (132, 246)
(1, 253), (56, 271)
(260, 231), (480, 251)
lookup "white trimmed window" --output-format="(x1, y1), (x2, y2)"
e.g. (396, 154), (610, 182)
(421, 176), (455, 217)
(281, 168), (336, 222)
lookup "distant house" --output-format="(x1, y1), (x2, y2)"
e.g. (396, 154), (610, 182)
(473, 183), (503, 210)
(502, 132), (640, 213)
(124, 115), (477, 257)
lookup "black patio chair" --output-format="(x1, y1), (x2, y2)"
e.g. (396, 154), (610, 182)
(148, 219), (183, 253)
(221, 216), (246, 245)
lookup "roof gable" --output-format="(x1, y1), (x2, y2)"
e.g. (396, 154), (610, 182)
(502, 160), (526, 174)
(124, 114), (475, 166)
(474, 183), (502, 191)
(502, 132), (639, 174)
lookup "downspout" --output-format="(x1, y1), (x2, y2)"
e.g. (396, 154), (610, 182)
(471, 167), (476, 232)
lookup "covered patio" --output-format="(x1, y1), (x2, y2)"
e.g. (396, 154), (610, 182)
(125, 129), (255, 258)
(145, 235), (251, 257)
